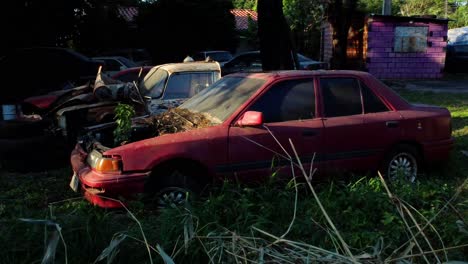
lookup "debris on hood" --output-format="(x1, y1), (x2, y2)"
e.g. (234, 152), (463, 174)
(135, 108), (213, 137)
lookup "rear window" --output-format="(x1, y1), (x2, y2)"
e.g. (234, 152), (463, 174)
(164, 72), (217, 99)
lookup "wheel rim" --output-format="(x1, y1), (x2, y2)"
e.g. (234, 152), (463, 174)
(157, 187), (188, 208)
(387, 152), (417, 182)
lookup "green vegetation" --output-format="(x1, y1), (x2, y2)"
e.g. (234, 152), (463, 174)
(113, 103), (136, 145)
(0, 90), (467, 263)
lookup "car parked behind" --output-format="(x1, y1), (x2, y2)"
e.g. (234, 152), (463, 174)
(445, 44), (468, 73)
(97, 48), (152, 66)
(111, 66), (153, 83)
(221, 50), (328, 76)
(0, 47), (102, 105)
(192, 50), (233, 66)
(92, 56), (139, 76)
(70, 70), (454, 208)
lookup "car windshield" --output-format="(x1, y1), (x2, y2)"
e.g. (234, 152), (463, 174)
(297, 54), (311, 62)
(140, 67), (168, 98)
(119, 57), (138, 68)
(180, 76), (266, 124)
(208, 52), (233, 62)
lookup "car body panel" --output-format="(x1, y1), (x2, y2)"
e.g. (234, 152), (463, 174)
(70, 70), (454, 208)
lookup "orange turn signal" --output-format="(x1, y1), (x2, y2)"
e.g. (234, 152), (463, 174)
(95, 156), (122, 173)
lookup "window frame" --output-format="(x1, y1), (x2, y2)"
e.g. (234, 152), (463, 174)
(318, 76), (391, 118)
(238, 77), (318, 124)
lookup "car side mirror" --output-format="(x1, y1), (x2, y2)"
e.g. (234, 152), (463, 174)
(236, 111), (263, 127)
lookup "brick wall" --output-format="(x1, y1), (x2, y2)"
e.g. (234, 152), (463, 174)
(366, 17), (448, 79)
(321, 22), (333, 66)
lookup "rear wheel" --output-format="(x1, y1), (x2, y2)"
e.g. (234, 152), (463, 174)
(382, 144), (422, 183)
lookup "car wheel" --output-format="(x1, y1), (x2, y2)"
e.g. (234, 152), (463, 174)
(146, 169), (205, 209)
(382, 144), (421, 183)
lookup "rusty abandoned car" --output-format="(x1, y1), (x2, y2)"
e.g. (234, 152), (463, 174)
(69, 70), (454, 208)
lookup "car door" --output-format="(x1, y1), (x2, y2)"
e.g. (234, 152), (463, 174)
(319, 76), (402, 173)
(228, 78), (324, 182)
(319, 77), (367, 172)
(359, 79), (403, 169)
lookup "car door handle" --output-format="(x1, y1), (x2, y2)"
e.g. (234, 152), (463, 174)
(386, 121), (399, 128)
(302, 129), (319, 137)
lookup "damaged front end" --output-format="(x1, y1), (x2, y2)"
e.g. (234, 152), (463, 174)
(71, 108), (215, 208)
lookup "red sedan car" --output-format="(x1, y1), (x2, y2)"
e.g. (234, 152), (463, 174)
(70, 70), (454, 208)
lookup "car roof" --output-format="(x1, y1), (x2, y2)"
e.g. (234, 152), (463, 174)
(228, 70), (374, 79)
(93, 56), (128, 60)
(157, 61), (221, 73)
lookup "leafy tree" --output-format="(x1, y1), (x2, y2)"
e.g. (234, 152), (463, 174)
(0, 0), (81, 52)
(74, 0), (136, 56)
(283, 0), (324, 59)
(233, 0), (257, 10)
(357, 0), (403, 15)
(450, 2), (468, 28)
(137, 0), (238, 64)
(399, 0), (448, 17)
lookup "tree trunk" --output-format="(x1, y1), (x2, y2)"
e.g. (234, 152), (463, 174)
(257, 0), (299, 71)
(328, 0), (357, 69)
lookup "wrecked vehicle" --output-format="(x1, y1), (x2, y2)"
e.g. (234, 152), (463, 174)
(0, 61), (221, 170)
(55, 61), (221, 140)
(70, 70), (454, 208)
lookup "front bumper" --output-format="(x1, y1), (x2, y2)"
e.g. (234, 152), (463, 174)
(70, 143), (151, 208)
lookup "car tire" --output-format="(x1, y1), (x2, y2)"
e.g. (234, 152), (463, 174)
(381, 144), (422, 183)
(145, 167), (207, 208)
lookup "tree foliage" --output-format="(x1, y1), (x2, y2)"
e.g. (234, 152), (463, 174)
(74, 0), (136, 56)
(357, 0), (468, 28)
(137, 0), (238, 64)
(0, 0), (80, 52)
(283, 0), (325, 59)
(233, 0), (257, 10)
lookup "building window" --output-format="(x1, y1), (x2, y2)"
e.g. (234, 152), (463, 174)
(394, 26), (428, 52)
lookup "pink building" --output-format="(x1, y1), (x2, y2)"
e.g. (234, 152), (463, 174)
(321, 14), (449, 79)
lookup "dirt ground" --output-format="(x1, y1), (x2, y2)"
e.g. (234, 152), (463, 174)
(383, 72), (468, 93)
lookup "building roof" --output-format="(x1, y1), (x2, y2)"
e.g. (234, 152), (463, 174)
(230, 9), (258, 31)
(118, 6), (138, 22)
(367, 14), (450, 24)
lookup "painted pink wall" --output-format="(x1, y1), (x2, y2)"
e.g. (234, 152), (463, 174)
(321, 23), (333, 66)
(366, 17), (448, 79)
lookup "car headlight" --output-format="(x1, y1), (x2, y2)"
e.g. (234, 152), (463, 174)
(87, 149), (122, 173)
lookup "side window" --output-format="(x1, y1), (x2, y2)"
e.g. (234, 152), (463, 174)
(320, 78), (362, 117)
(145, 69), (168, 98)
(248, 79), (315, 123)
(360, 81), (389, 113)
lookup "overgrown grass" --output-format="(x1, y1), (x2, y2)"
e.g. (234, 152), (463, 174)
(0, 90), (467, 263)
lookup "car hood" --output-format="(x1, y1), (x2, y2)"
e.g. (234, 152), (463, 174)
(104, 123), (226, 171)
